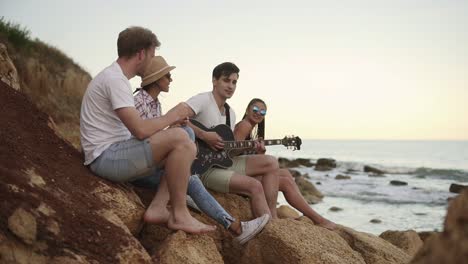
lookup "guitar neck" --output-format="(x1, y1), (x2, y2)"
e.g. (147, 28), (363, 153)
(224, 139), (284, 149)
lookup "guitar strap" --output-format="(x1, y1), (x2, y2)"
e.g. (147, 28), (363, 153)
(224, 103), (231, 127)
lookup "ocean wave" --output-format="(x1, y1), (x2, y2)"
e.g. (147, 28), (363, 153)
(410, 167), (468, 182)
(324, 192), (450, 206)
(334, 161), (468, 182)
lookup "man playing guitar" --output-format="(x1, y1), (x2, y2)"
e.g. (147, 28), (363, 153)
(186, 62), (280, 219)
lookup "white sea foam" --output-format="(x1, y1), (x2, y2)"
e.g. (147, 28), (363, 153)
(269, 139), (467, 234)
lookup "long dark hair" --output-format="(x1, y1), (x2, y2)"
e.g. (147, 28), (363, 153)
(242, 98), (266, 140)
(133, 81), (159, 94)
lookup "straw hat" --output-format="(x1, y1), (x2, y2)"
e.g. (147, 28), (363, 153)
(141, 56), (175, 87)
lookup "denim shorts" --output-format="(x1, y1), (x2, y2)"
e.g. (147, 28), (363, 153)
(89, 137), (159, 182)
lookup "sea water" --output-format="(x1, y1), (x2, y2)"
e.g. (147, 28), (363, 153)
(267, 140), (468, 234)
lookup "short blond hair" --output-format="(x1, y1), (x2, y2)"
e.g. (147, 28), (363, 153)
(117, 26), (160, 58)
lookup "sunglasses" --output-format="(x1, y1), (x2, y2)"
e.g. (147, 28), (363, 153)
(165, 73), (172, 80)
(252, 105), (267, 116)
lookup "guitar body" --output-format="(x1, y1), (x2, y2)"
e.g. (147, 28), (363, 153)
(190, 119), (235, 175)
(190, 119), (302, 175)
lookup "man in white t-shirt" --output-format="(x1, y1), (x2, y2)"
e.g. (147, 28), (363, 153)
(186, 62), (279, 218)
(80, 26), (214, 234)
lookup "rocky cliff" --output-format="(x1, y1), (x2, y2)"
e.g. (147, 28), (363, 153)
(0, 20), (90, 149)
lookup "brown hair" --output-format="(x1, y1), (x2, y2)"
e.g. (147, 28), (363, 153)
(117, 26), (160, 58)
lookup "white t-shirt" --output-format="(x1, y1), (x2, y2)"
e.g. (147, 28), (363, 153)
(80, 62), (134, 165)
(186, 92), (236, 130)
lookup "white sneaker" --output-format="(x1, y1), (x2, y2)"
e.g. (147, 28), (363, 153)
(235, 214), (270, 245)
(186, 195), (201, 212)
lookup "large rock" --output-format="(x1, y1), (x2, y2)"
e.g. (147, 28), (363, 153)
(242, 219), (365, 264)
(449, 183), (468, 194)
(379, 230), (423, 256)
(417, 231), (438, 242)
(295, 176), (323, 204)
(335, 174), (351, 180)
(278, 157), (314, 168)
(157, 231), (224, 264)
(92, 182), (145, 235)
(7, 208), (37, 245)
(336, 226), (411, 264)
(364, 165), (385, 175)
(411, 190), (468, 264)
(277, 205), (300, 219)
(315, 158), (337, 171)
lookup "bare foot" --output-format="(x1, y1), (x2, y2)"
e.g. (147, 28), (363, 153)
(167, 213), (217, 234)
(317, 219), (337, 230)
(143, 205), (170, 225)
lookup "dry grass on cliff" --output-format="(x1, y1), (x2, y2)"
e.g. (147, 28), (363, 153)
(1, 17), (90, 150)
(0, 17), (85, 71)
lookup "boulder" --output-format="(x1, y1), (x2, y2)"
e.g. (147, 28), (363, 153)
(295, 176), (324, 203)
(329, 207), (343, 212)
(390, 180), (408, 186)
(157, 231), (224, 264)
(449, 183), (468, 194)
(336, 226), (411, 264)
(411, 190), (468, 264)
(364, 165), (385, 175)
(288, 169), (302, 178)
(8, 208), (37, 245)
(277, 205), (300, 219)
(379, 230), (423, 256)
(278, 157), (314, 168)
(315, 158), (337, 171)
(242, 219), (366, 264)
(335, 174), (351, 180)
(92, 182), (145, 235)
(417, 231), (438, 242)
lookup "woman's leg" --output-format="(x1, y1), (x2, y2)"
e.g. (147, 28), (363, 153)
(278, 169), (336, 230)
(187, 174), (270, 241)
(187, 175), (234, 229)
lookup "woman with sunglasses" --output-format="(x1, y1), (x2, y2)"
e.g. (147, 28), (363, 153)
(234, 98), (336, 230)
(132, 56), (270, 244)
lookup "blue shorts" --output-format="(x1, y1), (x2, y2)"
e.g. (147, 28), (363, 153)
(89, 126), (194, 186)
(89, 137), (159, 182)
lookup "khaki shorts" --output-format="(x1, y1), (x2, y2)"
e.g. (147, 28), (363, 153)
(200, 155), (248, 193)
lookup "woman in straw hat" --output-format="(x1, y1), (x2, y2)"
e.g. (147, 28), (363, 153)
(132, 56), (270, 244)
(234, 98), (336, 230)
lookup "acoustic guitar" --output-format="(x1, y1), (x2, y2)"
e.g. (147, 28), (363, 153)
(190, 119), (301, 175)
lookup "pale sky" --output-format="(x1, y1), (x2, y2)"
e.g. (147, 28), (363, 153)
(2, 0), (467, 140)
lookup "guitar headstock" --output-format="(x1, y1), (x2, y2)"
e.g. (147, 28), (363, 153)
(281, 136), (302, 150)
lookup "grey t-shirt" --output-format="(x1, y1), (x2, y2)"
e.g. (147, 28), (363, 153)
(80, 62), (134, 165)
